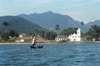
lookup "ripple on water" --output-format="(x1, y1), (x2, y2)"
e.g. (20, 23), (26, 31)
(0, 43), (100, 66)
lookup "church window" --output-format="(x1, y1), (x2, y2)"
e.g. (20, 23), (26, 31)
(75, 36), (77, 38)
(78, 36), (80, 38)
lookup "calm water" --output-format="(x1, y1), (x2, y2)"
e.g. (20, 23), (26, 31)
(0, 43), (100, 66)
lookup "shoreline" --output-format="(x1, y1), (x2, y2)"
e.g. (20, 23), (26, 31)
(0, 43), (32, 45)
(0, 41), (100, 45)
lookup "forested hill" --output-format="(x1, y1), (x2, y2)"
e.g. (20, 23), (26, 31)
(0, 16), (47, 34)
(0, 11), (99, 34)
(18, 11), (82, 31)
(83, 20), (100, 33)
(18, 11), (100, 33)
(84, 20), (100, 27)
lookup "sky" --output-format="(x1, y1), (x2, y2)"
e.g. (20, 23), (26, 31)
(0, 0), (100, 24)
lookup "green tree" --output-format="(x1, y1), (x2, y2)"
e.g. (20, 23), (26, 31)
(90, 24), (100, 32)
(28, 32), (35, 37)
(1, 31), (9, 41)
(34, 29), (39, 35)
(85, 24), (100, 40)
(81, 21), (84, 32)
(55, 24), (60, 34)
(39, 30), (45, 39)
(29, 32), (32, 36)
(45, 30), (57, 40)
(8, 29), (19, 37)
(2, 21), (9, 32)
(61, 27), (78, 37)
(91, 33), (99, 39)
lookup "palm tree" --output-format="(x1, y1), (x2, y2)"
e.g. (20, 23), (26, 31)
(39, 30), (45, 39)
(2, 21), (9, 32)
(55, 24), (60, 34)
(90, 24), (98, 32)
(81, 21), (84, 32)
(34, 29), (39, 35)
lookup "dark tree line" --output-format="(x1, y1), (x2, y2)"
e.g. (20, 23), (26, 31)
(1, 21), (100, 41)
(0, 21), (19, 41)
(61, 28), (78, 37)
(28, 24), (59, 40)
(85, 24), (100, 40)
(29, 30), (57, 40)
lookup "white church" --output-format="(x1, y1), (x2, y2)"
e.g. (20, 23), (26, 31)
(68, 28), (81, 41)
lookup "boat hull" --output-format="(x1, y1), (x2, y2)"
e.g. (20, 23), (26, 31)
(30, 45), (43, 49)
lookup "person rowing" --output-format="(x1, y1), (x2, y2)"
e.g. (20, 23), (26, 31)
(32, 37), (36, 47)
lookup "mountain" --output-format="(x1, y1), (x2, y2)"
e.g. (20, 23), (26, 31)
(0, 11), (99, 34)
(18, 11), (82, 32)
(83, 20), (100, 33)
(18, 11), (100, 33)
(85, 20), (100, 26)
(0, 16), (47, 34)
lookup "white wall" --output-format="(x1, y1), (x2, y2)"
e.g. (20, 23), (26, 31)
(68, 28), (81, 41)
(55, 38), (67, 42)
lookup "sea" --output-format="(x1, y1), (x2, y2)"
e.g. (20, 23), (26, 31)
(0, 43), (100, 66)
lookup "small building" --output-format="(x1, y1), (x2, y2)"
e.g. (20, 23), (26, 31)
(68, 28), (81, 41)
(19, 34), (26, 37)
(93, 37), (100, 41)
(15, 37), (32, 42)
(55, 35), (68, 42)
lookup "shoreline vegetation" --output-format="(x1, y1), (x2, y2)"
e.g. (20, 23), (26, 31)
(1, 22), (100, 45)
(0, 41), (100, 45)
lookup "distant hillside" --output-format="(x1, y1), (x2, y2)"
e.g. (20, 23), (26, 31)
(0, 16), (47, 34)
(85, 20), (100, 26)
(83, 20), (100, 33)
(18, 11), (82, 32)
(18, 11), (100, 33)
(0, 11), (98, 33)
